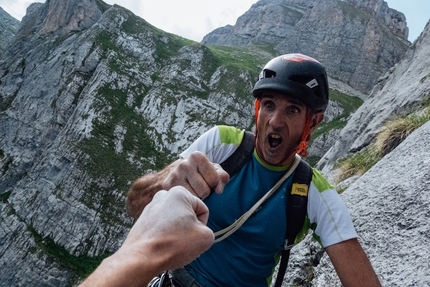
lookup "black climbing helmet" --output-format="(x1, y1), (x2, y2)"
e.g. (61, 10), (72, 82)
(253, 53), (329, 112)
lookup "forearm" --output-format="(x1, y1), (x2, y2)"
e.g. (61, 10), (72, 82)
(126, 161), (178, 219)
(81, 187), (213, 287)
(326, 238), (381, 287)
(79, 251), (160, 287)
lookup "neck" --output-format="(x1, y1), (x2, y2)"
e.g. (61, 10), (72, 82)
(254, 150), (298, 170)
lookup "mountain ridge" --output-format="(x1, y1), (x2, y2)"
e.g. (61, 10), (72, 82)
(202, 0), (410, 94)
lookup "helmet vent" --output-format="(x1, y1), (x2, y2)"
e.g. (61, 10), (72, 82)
(259, 69), (276, 80)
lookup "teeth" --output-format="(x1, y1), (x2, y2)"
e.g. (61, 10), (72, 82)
(268, 134), (282, 148)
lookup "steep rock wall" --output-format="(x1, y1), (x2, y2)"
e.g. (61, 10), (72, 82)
(318, 19), (430, 177)
(202, 0), (410, 94)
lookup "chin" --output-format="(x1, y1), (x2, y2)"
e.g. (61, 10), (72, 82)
(263, 154), (282, 166)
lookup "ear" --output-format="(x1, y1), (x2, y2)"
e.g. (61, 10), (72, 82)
(309, 111), (324, 133)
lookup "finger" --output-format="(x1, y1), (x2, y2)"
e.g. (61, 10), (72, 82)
(188, 191), (210, 224)
(168, 186), (209, 223)
(185, 153), (217, 198)
(190, 224), (214, 257)
(212, 164), (230, 194)
(168, 187), (214, 259)
(162, 162), (197, 195)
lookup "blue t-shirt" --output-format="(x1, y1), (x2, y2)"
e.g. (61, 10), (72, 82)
(187, 152), (292, 286)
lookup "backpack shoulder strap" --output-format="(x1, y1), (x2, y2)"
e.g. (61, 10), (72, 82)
(220, 131), (254, 177)
(274, 159), (313, 287)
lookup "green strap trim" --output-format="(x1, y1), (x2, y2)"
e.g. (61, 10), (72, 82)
(218, 125), (245, 145)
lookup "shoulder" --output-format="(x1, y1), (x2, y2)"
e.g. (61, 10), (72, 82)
(311, 168), (334, 193)
(217, 125), (246, 145)
(180, 125), (246, 163)
(191, 125), (245, 145)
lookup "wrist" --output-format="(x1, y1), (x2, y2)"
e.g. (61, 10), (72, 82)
(80, 250), (160, 287)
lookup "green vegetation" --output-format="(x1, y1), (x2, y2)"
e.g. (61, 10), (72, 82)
(203, 45), (269, 102)
(95, 31), (121, 54)
(121, 13), (198, 64)
(307, 155), (322, 167)
(207, 45), (269, 73)
(0, 190), (12, 203)
(335, 146), (380, 183)
(311, 117), (347, 142)
(335, 103), (430, 183)
(121, 13), (152, 35)
(94, 30), (132, 73)
(374, 108), (430, 157)
(121, 12), (195, 47)
(0, 95), (15, 112)
(94, 0), (111, 13)
(420, 73), (430, 84)
(78, 84), (174, 223)
(330, 89), (363, 115)
(27, 224), (111, 281)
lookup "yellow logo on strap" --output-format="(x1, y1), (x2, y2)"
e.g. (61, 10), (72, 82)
(291, 183), (309, 196)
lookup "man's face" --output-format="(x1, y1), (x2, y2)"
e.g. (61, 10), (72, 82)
(255, 92), (309, 166)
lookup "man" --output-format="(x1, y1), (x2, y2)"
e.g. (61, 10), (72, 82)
(126, 54), (381, 286)
(79, 186), (214, 287)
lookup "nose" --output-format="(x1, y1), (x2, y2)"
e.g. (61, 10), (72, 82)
(269, 109), (285, 128)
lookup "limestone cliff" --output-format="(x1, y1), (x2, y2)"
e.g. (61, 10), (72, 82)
(0, 1), (256, 285)
(202, 0), (410, 95)
(278, 20), (430, 286)
(318, 19), (430, 177)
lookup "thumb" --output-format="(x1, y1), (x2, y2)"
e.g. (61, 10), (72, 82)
(191, 194), (210, 225)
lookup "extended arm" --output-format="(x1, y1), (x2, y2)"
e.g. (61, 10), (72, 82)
(325, 238), (381, 287)
(126, 152), (229, 219)
(80, 186), (214, 287)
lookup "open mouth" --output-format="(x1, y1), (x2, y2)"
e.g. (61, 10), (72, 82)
(268, 134), (283, 148)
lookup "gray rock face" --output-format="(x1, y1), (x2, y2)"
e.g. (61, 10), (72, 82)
(308, 120), (430, 287)
(276, 20), (430, 286)
(347, 0), (409, 39)
(308, 128), (341, 158)
(202, 0), (410, 94)
(16, 0), (103, 39)
(318, 19), (430, 176)
(0, 1), (254, 285)
(0, 7), (20, 57)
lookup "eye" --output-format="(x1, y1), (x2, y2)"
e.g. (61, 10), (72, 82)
(262, 100), (275, 110)
(287, 106), (301, 115)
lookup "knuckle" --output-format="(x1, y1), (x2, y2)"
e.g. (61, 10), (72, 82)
(189, 151), (207, 164)
(176, 161), (194, 175)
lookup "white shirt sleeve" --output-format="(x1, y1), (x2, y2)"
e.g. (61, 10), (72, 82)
(180, 126), (242, 164)
(307, 182), (358, 248)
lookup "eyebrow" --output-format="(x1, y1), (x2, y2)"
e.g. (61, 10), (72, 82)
(261, 93), (305, 107)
